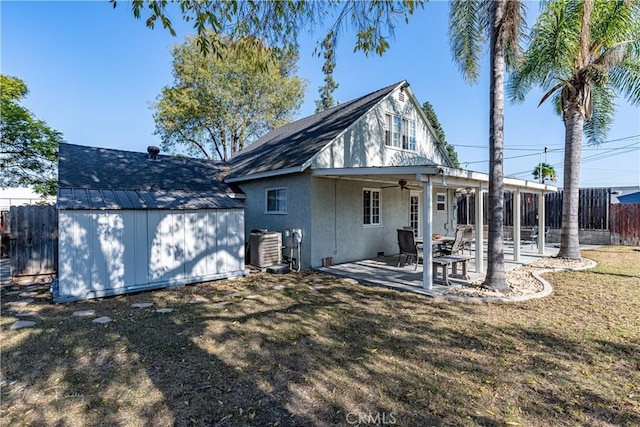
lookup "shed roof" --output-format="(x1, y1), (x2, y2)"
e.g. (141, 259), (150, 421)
(226, 81), (404, 180)
(57, 143), (243, 210)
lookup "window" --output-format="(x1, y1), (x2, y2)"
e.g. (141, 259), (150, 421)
(408, 120), (416, 151)
(436, 193), (446, 212)
(402, 119), (409, 149)
(384, 113), (392, 146)
(392, 115), (401, 147)
(410, 195), (420, 236)
(363, 189), (381, 226)
(266, 188), (287, 214)
(385, 113), (415, 151)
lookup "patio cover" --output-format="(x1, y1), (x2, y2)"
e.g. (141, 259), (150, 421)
(312, 165), (558, 290)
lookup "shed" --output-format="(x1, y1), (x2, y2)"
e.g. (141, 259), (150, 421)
(54, 143), (247, 302)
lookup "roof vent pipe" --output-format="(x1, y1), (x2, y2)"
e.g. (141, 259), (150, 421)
(147, 146), (160, 160)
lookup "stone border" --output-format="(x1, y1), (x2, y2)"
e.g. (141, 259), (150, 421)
(438, 258), (598, 303)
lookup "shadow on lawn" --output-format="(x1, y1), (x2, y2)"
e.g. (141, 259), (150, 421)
(1, 296), (316, 426)
(2, 271), (639, 426)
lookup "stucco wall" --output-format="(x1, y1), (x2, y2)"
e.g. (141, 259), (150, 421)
(311, 177), (410, 266)
(312, 87), (449, 169)
(238, 173), (313, 268)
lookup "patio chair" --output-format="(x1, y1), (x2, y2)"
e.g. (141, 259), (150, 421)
(457, 225), (474, 254)
(530, 226), (550, 248)
(440, 228), (465, 256)
(397, 229), (423, 270)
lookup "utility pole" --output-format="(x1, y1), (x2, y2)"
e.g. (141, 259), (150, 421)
(539, 146), (549, 183)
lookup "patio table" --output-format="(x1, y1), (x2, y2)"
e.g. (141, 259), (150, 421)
(415, 236), (455, 254)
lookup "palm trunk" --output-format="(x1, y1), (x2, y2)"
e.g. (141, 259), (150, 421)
(558, 104), (583, 259)
(483, 0), (507, 291)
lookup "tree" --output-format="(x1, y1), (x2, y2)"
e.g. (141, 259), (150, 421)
(154, 34), (306, 160)
(315, 33), (339, 113)
(532, 162), (557, 183)
(509, 0), (640, 259)
(0, 75), (61, 197)
(421, 101), (460, 168)
(112, 1), (425, 59)
(449, 0), (526, 291)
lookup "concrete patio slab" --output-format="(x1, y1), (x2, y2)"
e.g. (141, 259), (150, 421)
(317, 243), (600, 297)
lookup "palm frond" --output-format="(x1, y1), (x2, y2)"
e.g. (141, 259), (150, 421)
(538, 81), (566, 107)
(502, 0), (527, 68)
(589, 0), (635, 56)
(609, 58), (640, 105)
(449, 0), (490, 83)
(583, 84), (615, 145)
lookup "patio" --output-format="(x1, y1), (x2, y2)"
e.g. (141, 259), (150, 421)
(317, 242), (564, 297)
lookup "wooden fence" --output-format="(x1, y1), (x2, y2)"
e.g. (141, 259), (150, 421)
(8, 205), (58, 277)
(610, 204), (640, 245)
(457, 187), (611, 230)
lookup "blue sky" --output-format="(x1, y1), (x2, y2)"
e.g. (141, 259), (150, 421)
(2, 1), (638, 187)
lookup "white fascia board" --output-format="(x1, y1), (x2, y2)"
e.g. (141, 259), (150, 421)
(302, 81), (408, 171)
(313, 166), (557, 193)
(225, 166), (307, 183)
(420, 167), (558, 193)
(312, 165), (435, 177)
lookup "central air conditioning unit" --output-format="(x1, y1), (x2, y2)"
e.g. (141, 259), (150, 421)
(249, 230), (282, 268)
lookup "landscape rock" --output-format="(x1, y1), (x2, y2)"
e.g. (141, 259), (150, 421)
(73, 310), (96, 317)
(10, 320), (36, 330)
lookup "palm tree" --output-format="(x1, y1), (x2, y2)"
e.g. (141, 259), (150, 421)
(509, 0), (640, 259)
(533, 162), (557, 183)
(449, 0), (526, 290)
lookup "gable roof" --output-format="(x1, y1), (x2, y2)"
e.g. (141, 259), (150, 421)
(57, 143), (243, 210)
(226, 81), (404, 180)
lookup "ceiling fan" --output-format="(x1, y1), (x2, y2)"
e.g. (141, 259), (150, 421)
(381, 179), (416, 190)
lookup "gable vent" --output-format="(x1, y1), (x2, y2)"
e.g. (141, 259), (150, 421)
(398, 91), (405, 102)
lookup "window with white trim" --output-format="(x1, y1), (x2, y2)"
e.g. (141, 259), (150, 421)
(384, 113), (392, 146)
(363, 189), (381, 226)
(408, 120), (416, 151)
(266, 188), (287, 214)
(392, 115), (401, 148)
(385, 112), (416, 151)
(436, 193), (446, 212)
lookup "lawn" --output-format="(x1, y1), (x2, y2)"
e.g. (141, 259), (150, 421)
(1, 246), (639, 426)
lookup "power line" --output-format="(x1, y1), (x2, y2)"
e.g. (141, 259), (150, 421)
(507, 141), (640, 178)
(453, 134), (639, 152)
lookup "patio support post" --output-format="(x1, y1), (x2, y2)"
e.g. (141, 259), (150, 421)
(422, 176), (433, 290)
(538, 191), (545, 254)
(475, 186), (484, 273)
(513, 190), (521, 261)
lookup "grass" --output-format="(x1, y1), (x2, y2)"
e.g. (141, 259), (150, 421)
(1, 246), (639, 426)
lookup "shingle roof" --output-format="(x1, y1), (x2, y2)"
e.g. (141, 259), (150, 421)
(57, 143), (243, 210)
(226, 81), (404, 180)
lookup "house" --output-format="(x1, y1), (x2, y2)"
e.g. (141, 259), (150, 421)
(226, 80), (556, 285)
(55, 80), (556, 300)
(54, 143), (247, 302)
